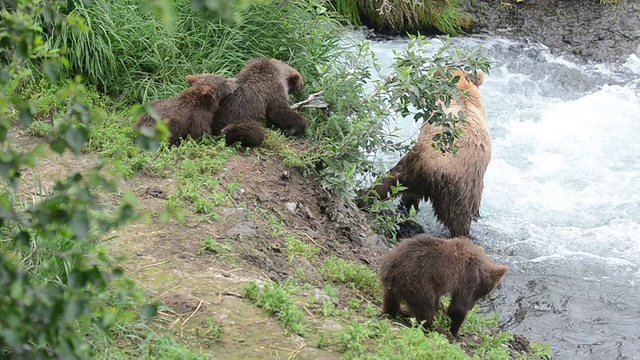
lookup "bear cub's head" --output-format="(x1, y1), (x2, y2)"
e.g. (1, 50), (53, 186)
(451, 69), (484, 91)
(185, 74), (238, 100)
(268, 59), (305, 96)
(472, 243), (508, 301)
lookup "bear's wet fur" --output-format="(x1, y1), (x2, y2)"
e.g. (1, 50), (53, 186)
(213, 58), (307, 147)
(379, 234), (508, 337)
(135, 74), (237, 146)
(358, 70), (491, 237)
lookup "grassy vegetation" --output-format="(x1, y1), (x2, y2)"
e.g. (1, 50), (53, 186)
(320, 257), (382, 299)
(243, 281), (307, 336)
(331, 0), (471, 35)
(49, 0), (342, 104)
(239, 270), (553, 359)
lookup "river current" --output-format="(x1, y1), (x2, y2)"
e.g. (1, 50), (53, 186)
(368, 36), (640, 359)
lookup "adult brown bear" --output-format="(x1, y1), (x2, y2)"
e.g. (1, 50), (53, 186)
(359, 70), (491, 238)
(135, 74), (237, 146)
(212, 58), (307, 147)
(379, 234), (507, 338)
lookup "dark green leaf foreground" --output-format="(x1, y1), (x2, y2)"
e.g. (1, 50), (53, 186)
(1, 0), (552, 359)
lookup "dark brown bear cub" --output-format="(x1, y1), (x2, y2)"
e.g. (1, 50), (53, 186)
(379, 234), (507, 338)
(135, 74), (237, 146)
(213, 58), (307, 147)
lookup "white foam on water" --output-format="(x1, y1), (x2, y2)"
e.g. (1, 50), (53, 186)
(624, 54), (640, 74)
(480, 54), (640, 269)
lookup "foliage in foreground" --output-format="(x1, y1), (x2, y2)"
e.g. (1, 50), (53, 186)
(0, 0), (271, 358)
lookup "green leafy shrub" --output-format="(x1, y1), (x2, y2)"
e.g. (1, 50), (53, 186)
(0, 1), (217, 358)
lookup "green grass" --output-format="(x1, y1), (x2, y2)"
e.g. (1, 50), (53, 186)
(47, 0), (343, 104)
(339, 0), (470, 35)
(243, 281), (306, 336)
(320, 257), (381, 299)
(286, 234), (320, 262)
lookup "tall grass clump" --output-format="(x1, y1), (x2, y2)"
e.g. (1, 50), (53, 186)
(47, 0), (344, 104)
(329, 0), (362, 25)
(354, 0), (471, 35)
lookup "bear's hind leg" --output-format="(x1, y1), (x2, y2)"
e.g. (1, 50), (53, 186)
(381, 289), (402, 318)
(430, 186), (473, 237)
(222, 121), (266, 147)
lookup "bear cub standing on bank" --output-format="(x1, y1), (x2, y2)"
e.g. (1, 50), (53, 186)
(213, 58), (307, 147)
(359, 70), (491, 238)
(379, 234), (507, 338)
(135, 74), (237, 146)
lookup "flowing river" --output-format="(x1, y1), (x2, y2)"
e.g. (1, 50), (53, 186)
(368, 36), (640, 359)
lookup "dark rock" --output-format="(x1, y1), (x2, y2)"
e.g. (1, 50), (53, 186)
(223, 221), (257, 238)
(462, 0), (640, 63)
(291, 255), (324, 283)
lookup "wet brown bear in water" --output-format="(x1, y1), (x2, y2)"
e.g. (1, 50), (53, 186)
(359, 70), (491, 237)
(212, 58), (307, 147)
(135, 74), (237, 146)
(379, 234), (507, 337)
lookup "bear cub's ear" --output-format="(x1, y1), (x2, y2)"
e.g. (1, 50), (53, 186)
(472, 70), (485, 86)
(186, 74), (207, 87)
(287, 72), (304, 95)
(185, 74), (227, 87)
(225, 78), (238, 93)
(490, 264), (508, 283)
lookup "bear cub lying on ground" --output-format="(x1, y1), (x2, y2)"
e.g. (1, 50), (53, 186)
(379, 234), (507, 338)
(135, 74), (237, 146)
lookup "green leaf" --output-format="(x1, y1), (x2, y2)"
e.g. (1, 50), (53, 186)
(64, 299), (82, 322)
(64, 126), (88, 153)
(141, 303), (157, 321)
(0, 122), (8, 142)
(19, 108), (33, 127)
(50, 139), (66, 154)
(70, 211), (89, 239)
(101, 311), (117, 329)
(13, 231), (30, 248)
(16, 39), (29, 61)
(43, 60), (61, 82)
(68, 270), (85, 289)
(0, 194), (13, 219)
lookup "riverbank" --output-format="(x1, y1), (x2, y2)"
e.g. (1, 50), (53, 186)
(8, 124), (551, 358)
(464, 0), (640, 63)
